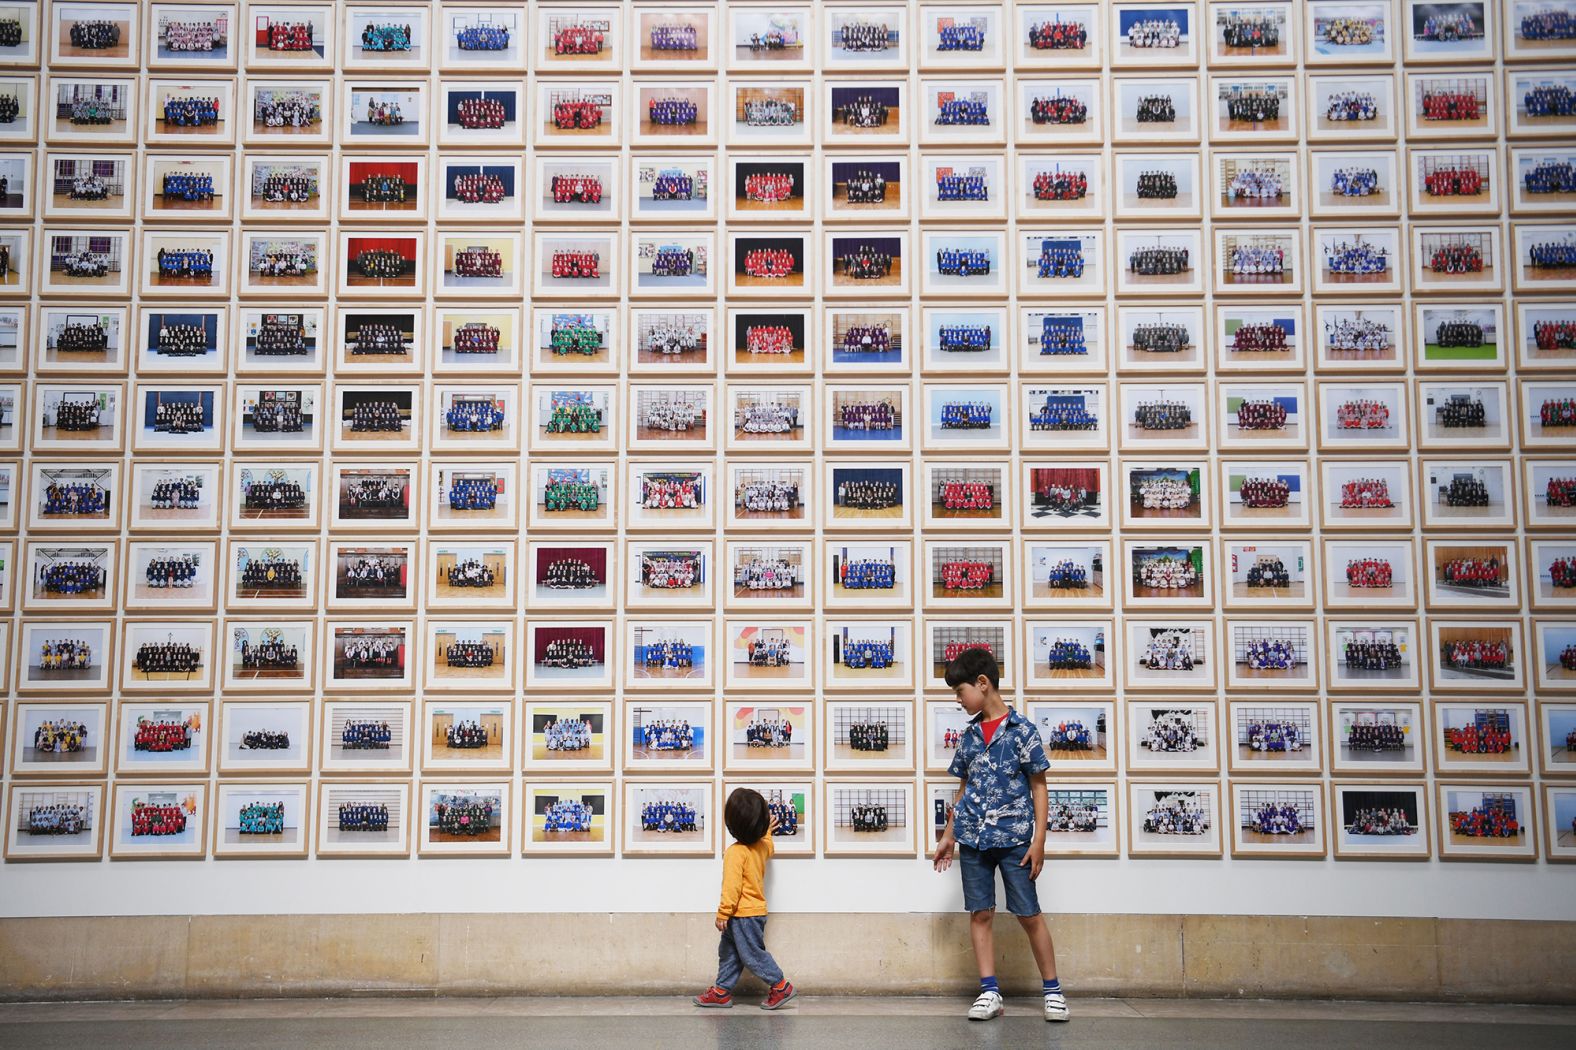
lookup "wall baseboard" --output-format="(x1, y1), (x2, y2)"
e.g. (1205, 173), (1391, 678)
(2, 913), (1572, 1003)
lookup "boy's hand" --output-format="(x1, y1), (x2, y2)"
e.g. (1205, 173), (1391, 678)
(1020, 842), (1045, 880)
(715, 916), (729, 932)
(933, 833), (956, 872)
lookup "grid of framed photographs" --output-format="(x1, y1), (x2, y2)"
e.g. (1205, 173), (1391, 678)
(1, 0), (1574, 867)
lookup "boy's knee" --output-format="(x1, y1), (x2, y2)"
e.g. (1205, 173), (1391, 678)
(970, 908), (996, 924)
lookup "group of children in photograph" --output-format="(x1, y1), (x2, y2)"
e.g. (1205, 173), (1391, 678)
(1132, 400), (1192, 431)
(337, 803), (389, 832)
(161, 18), (222, 52)
(256, 92), (321, 128)
(648, 23), (697, 51)
(838, 94), (891, 127)
(161, 95), (222, 128)
(1242, 556), (1290, 589)
(152, 320), (209, 357)
(935, 96), (990, 126)
(936, 21), (986, 51)
(1336, 398), (1391, 430)
(338, 635), (402, 673)
(24, 803), (88, 836)
(838, 21), (892, 52)
(1141, 712), (1204, 753)
(152, 399), (207, 435)
(1136, 556), (1197, 591)
(648, 97), (699, 126)
(447, 558), (496, 589)
(1134, 93), (1177, 124)
(1346, 807), (1415, 836)
(265, 20), (314, 52)
(1234, 475), (1289, 510)
(543, 716), (592, 752)
(1132, 321), (1191, 353)
(129, 803), (187, 838)
(736, 558), (795, 591)
(53, 319), (111, 352)
(46, 399), (102, 432)
(155, 248), (214, 282)
(743, 247), (798, 279)
(1443, 476), (1489, 508)
(238, 638), (299, 670)
(1338, 477), (1394, 509)
(840, 558), (897, 589)
(35, 638), (93, 672)
(1344, 723), (1407, 753)
(640, 800), (698, 833)
(1235, 399), (1288, 431)
(552, 98), (605, 129)
(444, 720), (489, 750)
(642, 638), (696, 669)
(1029, 16), (1088, 49)
(1044, 638), (1094, 672)
(354, 248), (408, 280)
(1242, 637), (1299, 671)
(255, 315), (309, 355)
(457, 96), (508, 129)
(744, 718), (793, 748)
(1449, 805), (1520, 839)
(552, 24), (606, 55)
(239, 729), (290, 751)
(68, 19), (122, 49)
(133, 641), (202, 676)
(542, 477), (600, 512)
(1140, 633), (1197, 672)
(359, 23), (412, 52)
(1248, 802), (1307, 836)
(935, 247), (989, 277)
(651, 246), (696, 276)
(1341, 638), (1404, 672)
(1134, 475), (1193, 511)
(340, 720), (393, 750)
(347, 400), (405, 433)
(1443, 718), (1513, 754)
(1230, 321), (1289, 353)
(346, 321), (407, 357)
(32, 719), (89, 754)
(453, 246), (504, 279)
(455, 321), (502, 354)
(743, 98), (799, 127)
(745, 636), (793, 668)
(1440, 638), (1510, 673)
(1040, 719), (1096, 753)
(1325, 240), (1389, 275)
(446, 475), (500, 511)
(938, 480), (994, 512)
(842, 638), (894, 670)
(444, 641), (496, 669)
(456, 23), (510, 51)
(131, 719), (191, 753)
(249, 398), (303, 433)
(1132, 245), (1193, 276)
(543, 800), (593, 833)
(1226, 243), (1286, 276)
(238, 803), (285, 836)
(939, 559), (995, 591)
(848, 804), (891, 833)
(539, 637), (598, 669)
(1223, 90), (1280, 125)
(737, 401), (798, 434)
(448, 398), (508, 433)
(846, 721), (891, 752)
(40, 559), (106, 595)
(1029, 91), (1089, 125)
(1142, 798), (1208, 835)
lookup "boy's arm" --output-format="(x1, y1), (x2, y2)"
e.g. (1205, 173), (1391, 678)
(1019, 771), (1048, 880)
(716, 847), (745, 925)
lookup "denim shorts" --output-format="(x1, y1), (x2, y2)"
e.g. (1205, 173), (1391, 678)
(959, 842), (1042, 917)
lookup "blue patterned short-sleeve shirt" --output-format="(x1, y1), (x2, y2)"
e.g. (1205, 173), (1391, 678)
(946, 709), (1052, 850)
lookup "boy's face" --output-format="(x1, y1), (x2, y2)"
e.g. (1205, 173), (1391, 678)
(952, 675), (990, 715)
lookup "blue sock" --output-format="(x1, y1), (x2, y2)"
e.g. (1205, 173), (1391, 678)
(1044, 978), (1062, 994)
(980, 976), (1000, 994)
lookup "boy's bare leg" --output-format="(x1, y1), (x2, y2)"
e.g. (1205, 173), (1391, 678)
(970, 909), (997, 977)
(1018, 914), (1060, 981)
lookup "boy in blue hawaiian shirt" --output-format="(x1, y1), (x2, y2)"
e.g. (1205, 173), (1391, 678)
(933, 647), (1068, 1023)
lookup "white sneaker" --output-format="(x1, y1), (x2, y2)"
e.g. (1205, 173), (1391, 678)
(968, 990), (1005, 1021)
(1043, 990), (1070, 1022)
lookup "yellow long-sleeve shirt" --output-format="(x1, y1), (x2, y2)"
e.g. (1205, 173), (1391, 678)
(716, 836), (774, 922)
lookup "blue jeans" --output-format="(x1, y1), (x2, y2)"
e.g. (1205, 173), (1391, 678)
(716, 915), (784, 990)
(959, 842), (1042, 917)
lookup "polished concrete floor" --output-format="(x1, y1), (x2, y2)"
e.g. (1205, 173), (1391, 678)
(1, 996), (1574, 1050)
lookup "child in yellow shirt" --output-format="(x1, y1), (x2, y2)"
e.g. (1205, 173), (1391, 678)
(693, 788), (797, 1010)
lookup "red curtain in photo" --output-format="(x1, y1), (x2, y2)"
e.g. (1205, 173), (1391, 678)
(345, 236), (419, 261)
(534, 546), (608, 583)
(1032, 467), (1100, 498)
(533, 626), (606, 662)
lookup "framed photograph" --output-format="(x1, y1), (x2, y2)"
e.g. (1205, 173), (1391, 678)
(331, 384), (417, 453)
(534, 153), (619, 225)
(1125, 542), (1211, 610)
(918, 4), (1005, 70)
(0, 75), (37, 145)
(129, 382), (222, 454)
(1016, 153), (1102, 224)
(825, 78), (910, 144)
(919, 153), (1005, 222)
(1025, 618), (1113, 690)
(1414, 301), (1505, 371)
(1539, 703), (1576, 776)
(627, 306), (708, 374)
(1513, 223), (1576, 294)
(50, 2), (139, 68)
(24, 460), (117, 533)
(1022, 699), (1117, 776)
(1420, 458), (1514, 530)
(1434, 700), (1531, 776)
(15, 618), (111, 693)
(439, 5), (523, 73)
(1118, 382), (1206, 453)
(522, 700), (613, 774)
(623, 698), (714, 773)
(1307, 75), (1398, 148)
(923, 698), (972, 773)
(922, 619), (1014, 692)
(335, 307), (420, 376)
(431, 539), (514, 611)
(339, 153), (426, 221)
(630, 79), (716, 148)
(1319, 458), (1414, 530)
(1326, 618), (1421, 691)
(1111, 3), (1197, 67)
(29, 307), (116, 378)
(119, 618), (214, 694)
(1509, 70), (1576, 138)
(1405, 71), (1497, 141)
(1208, 1), (1295, 65)
(1229, 781), (1325, 858)
(121, 539), (215, 613)
(1225, 618), (1319, 690)
(227, 460), (321, 534)
(626, 539), (712, 611)
(20, 539), (114, 612)
(1316, 380), (1408, 452)
(216, 698), (311, 776)
(323, 620), (414, 693)
(5, 781), (104, 860)
(536, 4), (618, 72)
(133, 305), (222, 376)
(126, 462), (215, 534)
(1017, 77), (1101, 145)
(319, 698), (412, 774)
(726, 5), (812, 72)
(245, 4), (333, 70)
(1226, 699), (1321, 775)
(434, 382), (519, 453)
(1121, 460), (1211, 531)
(1023, 540), (1111, 612)
(441, 305), (521, 375)
(40, 227), (131, 297)
(824, 617), (915, 691)
(1531, 540), (1576, 612)
(824, 699), (914, 773)
(1112, 76), (1199, 144)
(824, 540), (912, 611)
(1015, 4), (1101, 69)
(723, 540), (808, 612)
(146, 3), (235, 70)
(144, 76), (235, 147)
(236, 307), (323, 375)
(924, 540), (1011, 611)
(631, 5), (713, 72)
(630, 229), (715, 298)
(527, 461), (613, 531)
(438, 229), (524, 299)
(1021, 461), (1106, 529)
(921, 383), (1009, 453)
(108, 782), (207, 859)
(45, 74), (138, 147)
(1534, 618), (1576, 691)
(1437, 783), (1538, 861)
(0, 304), (25, 373)
(415, 780), (510, 857)
(1210, 74), (1297, 144)
(113, 699), (209, 776)
(919, 77), (1006, 147)
(721, 701), (812, 775)
(43, 150), (131, 221)
(1425, 538), (1518, 610)
(1127, 700), (1219, 773)
(825, 7), (908, 70)
(139, 227), (231, 298)
(1127, 780), (1222, 857)
(727, 79), (810, 148)
(438, 79), (523, 148)
(1429, 620), (1528, 693)
(825, 460), (913, 532)
(1510, 148), (1576, 217)
(315, 781), (410, 858)
(1408, 146), (1500, 218)
(1219, 385), (1308, 454)
(1526, 459), (1576, 530)
(1547, 786), (1576, 862)
(824, 306), (907, 374)
(1507, 1), (1576, 61)
(824, 780), (916, 857)
(1224, 540), (1313, 612)
(226, 539), (316, 613)
(1020, 384), (1106, 453)
(1307, 149), (1400, 221)
(1402, 1), (1492, 63)
(211, 781), (309, 860)
(1018, 229), (1104, 299)
(1418, 380), (1510, 450)
(623, 619), (713, 690)
(1518, 301), (1576, 374)
(244, 76), (331, 146)
(1309, 226), (1402, 295)
(1211, 150), (1299, 221)
(626, 460), (714, 532)
(343, 77), (429, 146)
(217, 614), (312, 693)
(8, 700), (108, 778)
(623, 780), (715, 857)
(1331, 700), (1427, 776)
(1122, 228), (1206, 296)
(1305, 1), (1395, 65)
(1116, 304), (1203, 374)
(428, 460), (518, 532)
(422, 618), (514, 693)
(329, 462), (416, 532)
(343, 6), (431, 72)
(521, 781), (614, 856)
(1123, 618), (1219, 691)
(826, 229), (908, 299)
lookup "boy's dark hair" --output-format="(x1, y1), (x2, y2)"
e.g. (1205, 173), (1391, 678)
(724, 787), (770, 845)
(944, 647), (1001, 690)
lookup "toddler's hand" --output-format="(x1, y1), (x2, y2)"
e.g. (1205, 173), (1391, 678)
(715, 917), (729, 932)
(768, 813), (780, 834)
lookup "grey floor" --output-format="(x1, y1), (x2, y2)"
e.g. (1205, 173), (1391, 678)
(1, 996), (1574, 1050)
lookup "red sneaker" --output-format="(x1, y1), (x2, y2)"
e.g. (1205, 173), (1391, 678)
(761, 980), (798, 1010)
(693, 986), (733, 1008)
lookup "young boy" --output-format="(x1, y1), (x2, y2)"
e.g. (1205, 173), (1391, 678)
(934, 648), (1069, 1022)
(693, 787), (797, 1010)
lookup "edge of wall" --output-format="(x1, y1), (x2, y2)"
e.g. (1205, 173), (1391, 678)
(2, 913), (1572, 1003)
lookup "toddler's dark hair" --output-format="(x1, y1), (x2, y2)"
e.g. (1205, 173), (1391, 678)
(944, 647), (1001, 690)
(724, 787), (770, 845)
